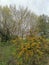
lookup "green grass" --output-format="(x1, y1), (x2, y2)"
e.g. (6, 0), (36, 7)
(0, 42), (16, 65)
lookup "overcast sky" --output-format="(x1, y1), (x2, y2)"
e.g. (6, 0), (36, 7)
(0, 0), (49, 16)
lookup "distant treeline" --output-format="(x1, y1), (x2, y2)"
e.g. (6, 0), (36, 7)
(0, 5), (49, 41)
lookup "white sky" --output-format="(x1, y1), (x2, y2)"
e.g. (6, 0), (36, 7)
(0, 0), (49, 15)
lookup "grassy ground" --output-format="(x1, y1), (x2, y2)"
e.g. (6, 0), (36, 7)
(0, 42), (16, 65)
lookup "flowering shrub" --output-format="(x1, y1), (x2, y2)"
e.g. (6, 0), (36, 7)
(11, 36), (49, 65)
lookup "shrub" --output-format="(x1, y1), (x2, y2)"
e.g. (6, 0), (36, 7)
(12, 36), (49, 65)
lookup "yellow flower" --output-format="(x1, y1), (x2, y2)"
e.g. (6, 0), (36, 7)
(37, 49), (43, 55)
(18, 50), (24, 58)
(36, 44), (41, 49)
(26, 43), (30, 48)
(12, 39), (16, 43)
(31, 43), (36, 47)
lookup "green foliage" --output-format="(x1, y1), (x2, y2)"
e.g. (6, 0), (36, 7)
(37, 15), (47, 36)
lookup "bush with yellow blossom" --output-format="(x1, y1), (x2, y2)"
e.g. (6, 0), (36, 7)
(11, 36), (49, 65)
